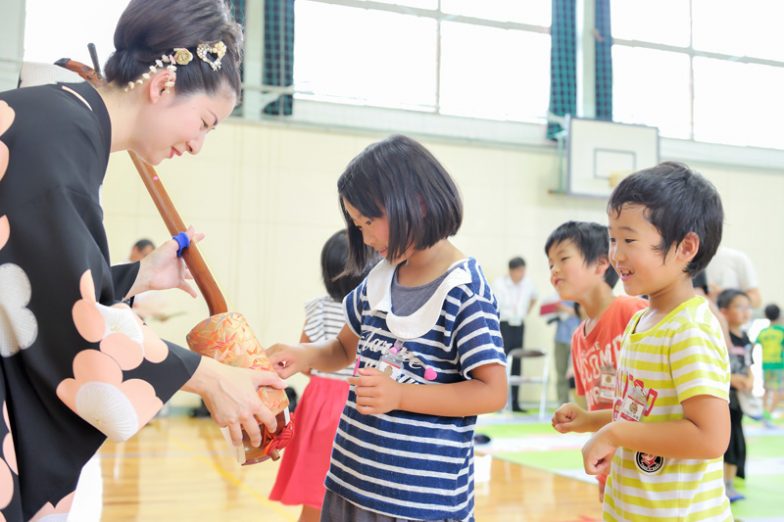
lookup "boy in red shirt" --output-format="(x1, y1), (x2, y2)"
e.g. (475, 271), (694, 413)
(545, 221), (646, 496)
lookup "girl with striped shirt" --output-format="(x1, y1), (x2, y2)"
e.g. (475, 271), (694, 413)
(268, 135), (507, 521)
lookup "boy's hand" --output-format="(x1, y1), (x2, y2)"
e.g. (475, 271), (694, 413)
(582, 424), (617, 476)
(730, 373), (754, 392)
(349, 367), (403, 415)
(552, 402), (589, 433)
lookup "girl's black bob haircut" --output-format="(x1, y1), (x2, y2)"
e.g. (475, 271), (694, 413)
(337, 135), (463, 273)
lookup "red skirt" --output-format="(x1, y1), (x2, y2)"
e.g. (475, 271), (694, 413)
(268, 375), (349, 509)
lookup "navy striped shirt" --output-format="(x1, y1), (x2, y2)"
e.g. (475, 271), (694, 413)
(325, 257), (505, 521)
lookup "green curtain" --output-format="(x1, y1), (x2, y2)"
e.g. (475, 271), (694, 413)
(547, 0), (576, 140)
(547, 0), (613, 139)
(262, 0), (295, 116)
(594, 0), (613, 121)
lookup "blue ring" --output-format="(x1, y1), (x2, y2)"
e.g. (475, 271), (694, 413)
(172, 232), (190, 257)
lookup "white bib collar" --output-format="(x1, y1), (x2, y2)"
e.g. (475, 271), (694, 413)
(365, 258), (472, 340)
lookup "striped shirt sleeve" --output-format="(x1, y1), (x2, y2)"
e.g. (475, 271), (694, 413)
(669, 316), (731, 404)
(302, 298), (324, 342)
(303, 297), (346, 342)
(453, 291), (506, 377)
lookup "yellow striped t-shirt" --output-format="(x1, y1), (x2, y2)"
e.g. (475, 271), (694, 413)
(603, 296), (732, 521)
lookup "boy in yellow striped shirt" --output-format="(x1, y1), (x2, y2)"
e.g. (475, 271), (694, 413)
(552, 162), (732, 521)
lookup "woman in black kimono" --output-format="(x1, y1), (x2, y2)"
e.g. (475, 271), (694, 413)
(0, 1), (283, 519)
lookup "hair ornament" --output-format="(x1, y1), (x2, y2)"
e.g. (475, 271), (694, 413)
(173, 48), (194, 65)
(196, 41), (227, 71)
(122, 40), (226, 93)
(124, 52), (176, 92)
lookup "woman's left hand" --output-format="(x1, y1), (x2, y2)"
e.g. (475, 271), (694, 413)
(126, 226), (205, 299)
(349, 367), (403, 415)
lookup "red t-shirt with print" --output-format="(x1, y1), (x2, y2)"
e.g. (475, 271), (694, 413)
(571, 296), (648, 411)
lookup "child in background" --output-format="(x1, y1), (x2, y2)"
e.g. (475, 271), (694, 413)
(552, 162), (732, 520)
(757, 303), (784, 421)
(269, 230), (375, 522)
(717, 289), (754, 503)
(545, 221), (646, 498)
(267, 135), (507, 522)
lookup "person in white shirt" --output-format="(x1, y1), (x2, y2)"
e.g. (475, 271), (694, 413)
(492, 256), (538, 411)
(706, 246), (762, 309)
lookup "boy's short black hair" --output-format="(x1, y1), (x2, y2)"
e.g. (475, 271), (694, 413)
(337, 135), (463, 272)
(717, 288), (749, 310)
(508, 257), (526, 270)
(321, 230), (376, 301)
(608, 162), (723, 277)
(544, 221), (619, 289)
(765, 304), (781, 322)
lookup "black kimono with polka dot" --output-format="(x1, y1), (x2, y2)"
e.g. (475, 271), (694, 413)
(0, 82), (200, 520)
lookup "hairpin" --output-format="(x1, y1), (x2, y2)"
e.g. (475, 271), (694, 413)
(122, 40), (226, 93)
(196, 41), (227, 71)
(124, 52), (177, 93)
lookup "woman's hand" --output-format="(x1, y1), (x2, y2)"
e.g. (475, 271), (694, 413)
(183, 357), (285, 447)
(125, 226), (205, 299)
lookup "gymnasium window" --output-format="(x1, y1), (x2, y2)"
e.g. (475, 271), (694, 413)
(612, 0), (784, 149)
(293, 0), (552, 124)
(22, 0), (123, 66)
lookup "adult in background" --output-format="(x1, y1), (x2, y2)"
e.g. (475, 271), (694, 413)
(492, 256), (538, 411)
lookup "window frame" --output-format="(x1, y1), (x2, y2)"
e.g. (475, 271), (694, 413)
(292, 0), (551, 121)
(244, 0), (784, 172)
(612, 0), (784, 145)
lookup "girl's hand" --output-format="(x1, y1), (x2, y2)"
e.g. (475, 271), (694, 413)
(552, 402), (589, 433)
(127, 226), (205, 298)
(183, 357), (285, 447)
(349, 367), (403, 415)
(582, 425), (617, 476)
(266, 343), (312, 379)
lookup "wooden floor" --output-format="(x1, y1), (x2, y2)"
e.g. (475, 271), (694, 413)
(96, 417), (602, 521)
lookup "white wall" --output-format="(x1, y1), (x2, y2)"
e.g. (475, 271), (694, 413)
(101, 119), (784, 407)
